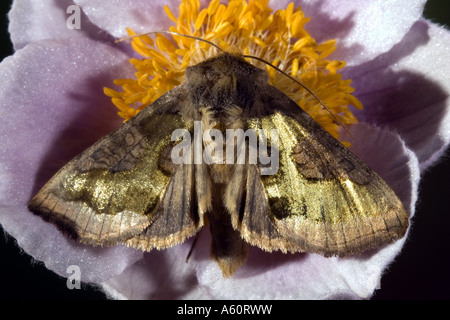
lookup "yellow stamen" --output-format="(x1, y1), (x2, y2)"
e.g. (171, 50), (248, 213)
(104, 0), (363, 142)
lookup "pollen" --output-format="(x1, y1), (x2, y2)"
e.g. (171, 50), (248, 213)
(104, 0), (362, 142)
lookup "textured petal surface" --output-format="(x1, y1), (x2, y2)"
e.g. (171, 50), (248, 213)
(195, 124), (419, 299)
(8, 0), (111, 50)
(346, 20), (450, 169)
(101, 239), (208, 300)
(73, 0), (185, 38)
(272, 0), (427, 66)
(0, 37), (142, 282)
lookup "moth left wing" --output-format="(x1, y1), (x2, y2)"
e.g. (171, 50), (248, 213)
(225, 85), (409, 257)
(124, 161), (210, 251)
(29, 85), (205, 248)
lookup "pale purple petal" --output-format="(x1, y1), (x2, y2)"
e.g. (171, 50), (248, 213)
(0, 37), (143, 282)
(101, 239), (209, 300)
(195, 124), (420, 299)
(73, 0), (186, 38)
(270, 0), (426, 66)
(346, 20), (450, 169)
(8, 0), (112, 50)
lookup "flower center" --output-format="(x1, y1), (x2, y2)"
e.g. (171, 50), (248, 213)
(104, 0), (362, 143)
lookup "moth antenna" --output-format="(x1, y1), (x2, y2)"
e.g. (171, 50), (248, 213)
(244, 55), (352, 137)
(115, 30), (223, 53)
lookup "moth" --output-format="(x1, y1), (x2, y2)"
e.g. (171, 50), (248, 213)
(28, 48), (409, 277)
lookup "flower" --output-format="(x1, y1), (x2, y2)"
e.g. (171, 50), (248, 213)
(1, 0), (450, 299)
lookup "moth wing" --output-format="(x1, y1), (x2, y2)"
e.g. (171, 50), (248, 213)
(29, 85), (205, 248)
(225, 85), (409, 256)
(125, 161), (211, 250)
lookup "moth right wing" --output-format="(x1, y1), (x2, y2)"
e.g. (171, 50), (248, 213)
(29, 85), (206, 249)
(225, 84), (409, 257)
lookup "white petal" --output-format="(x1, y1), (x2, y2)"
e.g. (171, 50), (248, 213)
(0, 37), (141, 282)
(271, 0), (426, 66)
(346, 20), (450, 169)
(73, 0), (185, 38)
(101, 240), (209, 300)
(8, 0), (107, 50)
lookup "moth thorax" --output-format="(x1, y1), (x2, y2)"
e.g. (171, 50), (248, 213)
(186, 53), (266, 111)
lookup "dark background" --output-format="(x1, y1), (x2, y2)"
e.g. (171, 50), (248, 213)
(0, 0), (449, 300)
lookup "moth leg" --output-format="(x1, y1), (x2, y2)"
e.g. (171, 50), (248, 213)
(185, 232), (200, 262)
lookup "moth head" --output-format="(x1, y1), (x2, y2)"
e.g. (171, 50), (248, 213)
(185, 52), (267, 84)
